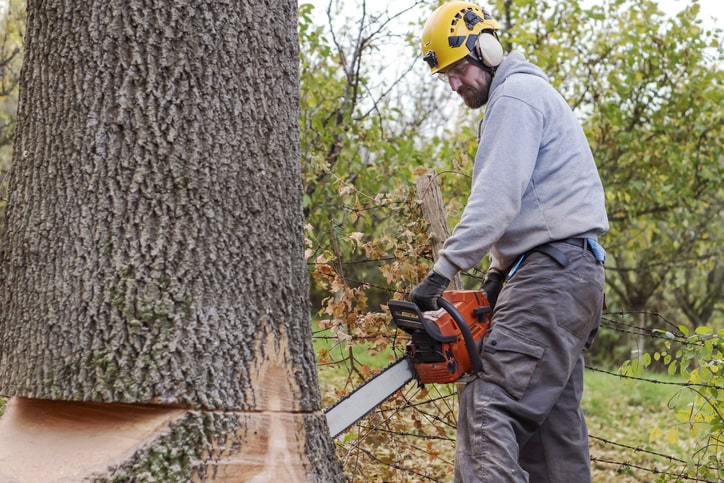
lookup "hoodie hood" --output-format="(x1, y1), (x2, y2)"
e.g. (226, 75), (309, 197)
(490, 51), (548, 94)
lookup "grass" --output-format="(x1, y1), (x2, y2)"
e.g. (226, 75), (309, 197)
(313, 323), (403, 406)
(314, 323), (705, 482)
(584, 368), (701, 482)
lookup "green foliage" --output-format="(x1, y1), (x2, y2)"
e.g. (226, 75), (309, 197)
(299, 0), (476, 311)
(0, 0), (25, 240)
(621, 325), (724, 481)
(581, 0), (723, 326)
(300, 0), (723, 481)
(0, 0), (24, 169)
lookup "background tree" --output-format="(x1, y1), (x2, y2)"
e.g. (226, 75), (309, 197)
(0, 1), (343, 481)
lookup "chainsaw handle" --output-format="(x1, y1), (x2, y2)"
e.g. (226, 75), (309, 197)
(437, 297), (484, 375)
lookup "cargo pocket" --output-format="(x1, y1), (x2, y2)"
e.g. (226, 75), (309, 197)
(481, 327), (546, 400)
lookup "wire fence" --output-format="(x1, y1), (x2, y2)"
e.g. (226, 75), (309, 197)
(317, 308), (723, 482)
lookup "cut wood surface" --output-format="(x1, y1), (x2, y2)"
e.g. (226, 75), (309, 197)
(0, 397), (185, 481)
(0, 397), (324, 482)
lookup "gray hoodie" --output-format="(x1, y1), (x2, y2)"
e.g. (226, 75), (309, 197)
(433, 52), (609, 279)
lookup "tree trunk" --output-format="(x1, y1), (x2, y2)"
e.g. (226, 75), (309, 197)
(0, 1), (343, 481)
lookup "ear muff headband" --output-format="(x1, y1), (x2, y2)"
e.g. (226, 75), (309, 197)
(475, 31), (504, 68)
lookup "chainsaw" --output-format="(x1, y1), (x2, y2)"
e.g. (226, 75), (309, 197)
(325, 289), (493, 438)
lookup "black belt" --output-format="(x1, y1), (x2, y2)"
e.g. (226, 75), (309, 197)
(507, 238), (603, 279)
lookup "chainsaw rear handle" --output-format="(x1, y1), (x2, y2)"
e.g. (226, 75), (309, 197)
(436, 297), (484, 375)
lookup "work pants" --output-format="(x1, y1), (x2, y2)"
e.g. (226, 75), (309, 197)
(454, 241), (605, 483)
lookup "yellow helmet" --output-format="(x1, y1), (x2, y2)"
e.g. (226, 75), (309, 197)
(421, 2), (501, 73)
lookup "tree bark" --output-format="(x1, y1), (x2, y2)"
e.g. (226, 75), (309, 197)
(0, 1), (343, 480)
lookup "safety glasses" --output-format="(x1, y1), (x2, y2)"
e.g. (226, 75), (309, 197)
(436, 58), (473, 82)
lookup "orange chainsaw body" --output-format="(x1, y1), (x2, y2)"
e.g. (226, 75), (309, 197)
(389, 290), (492, 385)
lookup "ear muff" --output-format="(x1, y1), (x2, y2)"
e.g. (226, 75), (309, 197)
(475, 32), (504, 68)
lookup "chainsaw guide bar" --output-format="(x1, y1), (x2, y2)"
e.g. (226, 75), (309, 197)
(323, 291), (493, 439)
(324, 357), (415, 438)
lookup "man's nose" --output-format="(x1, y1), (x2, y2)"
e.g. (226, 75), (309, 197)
(448, 76), (462, 91)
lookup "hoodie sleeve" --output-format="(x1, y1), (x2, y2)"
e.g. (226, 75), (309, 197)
(433, 94), (544, 280)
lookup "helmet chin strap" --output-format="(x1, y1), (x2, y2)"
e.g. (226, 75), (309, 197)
(467, 55), (497, 77)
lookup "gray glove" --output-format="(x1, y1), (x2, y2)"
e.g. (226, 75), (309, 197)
(410, 271), (450, 311)
(481, 269), (503, 310)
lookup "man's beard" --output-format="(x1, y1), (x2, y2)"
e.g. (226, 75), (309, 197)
(460, 85), (488, 109)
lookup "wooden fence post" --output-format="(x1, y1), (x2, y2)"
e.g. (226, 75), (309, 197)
(416, 170), (471, 401)
(415, 169), (462, 290)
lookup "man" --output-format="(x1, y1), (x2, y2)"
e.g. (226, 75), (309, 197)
(410, 2), (609, 482)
